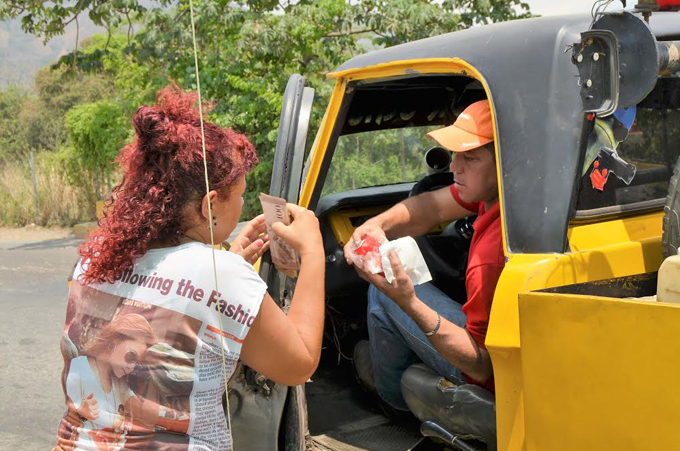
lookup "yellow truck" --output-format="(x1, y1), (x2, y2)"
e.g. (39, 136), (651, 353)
(229, 4), (680, 450)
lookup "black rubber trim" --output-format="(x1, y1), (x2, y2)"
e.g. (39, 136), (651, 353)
(567, 115), (597, 252)
(538, 272), (657, 298)
(663, 156), (680, 258)
(573, 198), (665, 220)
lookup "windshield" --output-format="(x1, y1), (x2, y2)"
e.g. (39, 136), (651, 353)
(321, 126), (438, 197)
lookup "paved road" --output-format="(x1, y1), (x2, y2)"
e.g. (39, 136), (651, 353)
(0, 224), (248, 450)
(0, 236), (81, 450)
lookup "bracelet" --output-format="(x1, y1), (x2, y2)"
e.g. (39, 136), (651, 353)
(75, 407), (87, 422)
(424, 312), (441, 337)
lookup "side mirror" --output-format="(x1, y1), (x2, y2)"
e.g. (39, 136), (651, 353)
(424, 146), (452, 174)
(571, 29), (620, 116)
(571, 11), (664, 114)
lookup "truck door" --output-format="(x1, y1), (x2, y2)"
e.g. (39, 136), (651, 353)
(227, 74), (315, 451)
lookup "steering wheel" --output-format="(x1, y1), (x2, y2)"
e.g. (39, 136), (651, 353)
(409, 172), (476, 301)
(409, 172), (454, 197)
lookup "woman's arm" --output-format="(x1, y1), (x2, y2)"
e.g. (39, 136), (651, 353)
(124, 396), (189, 434)
(66, 361), (101, 421)
(124, 396), (160, 426)
(239, 205), (325, 386)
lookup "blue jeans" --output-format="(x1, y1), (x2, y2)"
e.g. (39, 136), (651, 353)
(367, 282), (468, 411)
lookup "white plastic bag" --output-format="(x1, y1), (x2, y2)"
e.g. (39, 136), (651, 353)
(379, 237), (432, 285)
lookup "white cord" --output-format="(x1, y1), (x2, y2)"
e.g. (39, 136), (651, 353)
(188, 0), (234, 448)
(592, 0), (615, 19)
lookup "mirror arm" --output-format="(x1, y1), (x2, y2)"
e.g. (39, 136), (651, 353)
(658, 41), (680, 75)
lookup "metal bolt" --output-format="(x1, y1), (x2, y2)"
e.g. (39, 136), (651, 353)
(577, 54), (583, 63)
(586, 79), (593, 88)
(593, 53), (600, 61)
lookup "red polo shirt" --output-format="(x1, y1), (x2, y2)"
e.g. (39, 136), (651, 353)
(450, 185), (505, 393)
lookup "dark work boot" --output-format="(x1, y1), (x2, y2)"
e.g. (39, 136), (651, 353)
(354, 340), (417, 426)
(401, 364), (497, 450)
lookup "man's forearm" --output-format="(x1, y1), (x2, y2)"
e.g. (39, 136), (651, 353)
(373, 195), (441, 239)
(401, 297), (493, 382)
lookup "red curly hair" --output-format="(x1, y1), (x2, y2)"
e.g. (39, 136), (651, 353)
(79, 85), (258, 284)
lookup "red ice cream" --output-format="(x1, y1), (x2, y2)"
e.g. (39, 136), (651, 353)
(354, 235), (381, 256)
(354, 235), (384, 275)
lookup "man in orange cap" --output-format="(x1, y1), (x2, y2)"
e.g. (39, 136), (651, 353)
(345, 100), (504, 416)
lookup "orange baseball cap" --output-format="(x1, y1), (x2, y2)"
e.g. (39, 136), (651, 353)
(427, 100), (494, 152)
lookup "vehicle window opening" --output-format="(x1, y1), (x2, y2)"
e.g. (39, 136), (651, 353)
(574, 76), (680, 217)
(321, 74), (485, 197)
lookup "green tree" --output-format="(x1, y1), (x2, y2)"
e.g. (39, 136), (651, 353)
(61, 100), (130, 201)
(4, 0), (531, 217)
(15, 65), (115, 156)
(52, 33), (166, 113)
(0, 87), (30, 161)
(35, 65), (112, 116)
(0, 0), (150, 44)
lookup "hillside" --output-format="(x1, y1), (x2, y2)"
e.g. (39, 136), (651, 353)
(0, 17), (102, 88)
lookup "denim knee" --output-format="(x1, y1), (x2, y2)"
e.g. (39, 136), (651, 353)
(368, 283), (387, 310)
(367, 284), (389, 330)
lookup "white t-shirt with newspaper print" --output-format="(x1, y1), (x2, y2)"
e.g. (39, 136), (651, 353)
(56, 242), (267, 451)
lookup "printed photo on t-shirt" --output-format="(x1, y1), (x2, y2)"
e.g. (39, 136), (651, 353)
(59, 282), (202, 450)
(56, 246), (265, 451)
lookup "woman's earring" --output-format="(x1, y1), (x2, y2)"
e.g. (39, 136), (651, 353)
(207, 217), (217, 229)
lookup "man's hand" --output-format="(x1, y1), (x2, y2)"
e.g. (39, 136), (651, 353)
(356, 251), (417, 309)
(343, 220), (387, 265)
(229, 214), (270, 265)
(359, 249), (493, 382)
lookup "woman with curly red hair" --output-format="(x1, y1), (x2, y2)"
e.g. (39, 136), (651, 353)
(55, 85), (325, 450)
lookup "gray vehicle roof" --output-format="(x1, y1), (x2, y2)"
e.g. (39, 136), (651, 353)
(335, 11), (680, 254)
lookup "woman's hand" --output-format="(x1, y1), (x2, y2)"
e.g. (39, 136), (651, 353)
(77, 393), (100, 421)
(271, 204), (323, 258)
(229, 214), (270, 265)
(343, 220), (387, 265)
(356, 251), (417, 309)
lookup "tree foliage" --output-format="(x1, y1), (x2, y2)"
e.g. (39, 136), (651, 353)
(63, 100), (129, 186)
(2, 0), (531, 218)
(0, 64), (112, 160)
(0, 87), (29, 161)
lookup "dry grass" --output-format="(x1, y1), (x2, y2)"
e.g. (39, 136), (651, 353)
(0, 156), (94, 227)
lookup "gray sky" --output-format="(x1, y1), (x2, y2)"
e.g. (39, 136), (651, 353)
(526, 0), (631, 16)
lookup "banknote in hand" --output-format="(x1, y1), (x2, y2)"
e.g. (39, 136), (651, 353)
(259, 193), (300, 278)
